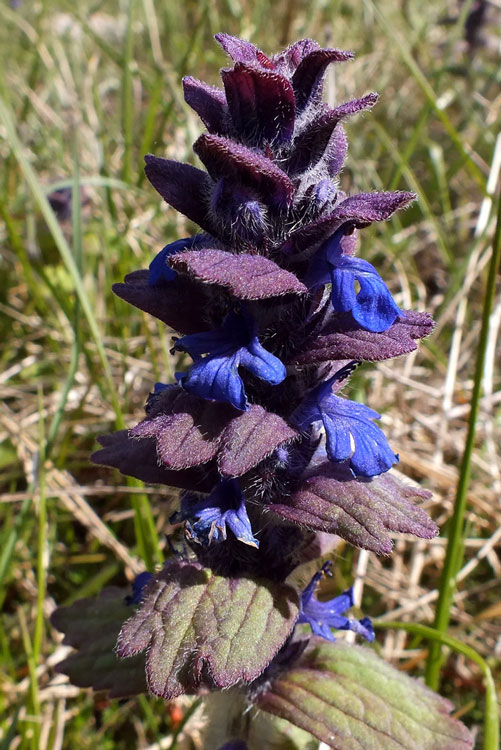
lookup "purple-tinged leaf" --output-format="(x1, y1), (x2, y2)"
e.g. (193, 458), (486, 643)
(124, 387), (295, 479)
(288, 94), (378, 174)
(193, 134), (295, 210)
(292, 48), (354, 111)
(144, 155), (216, 233)
(292, 310), (435, 365)
(221, 63), (295, 144)
(256, 640), (473, 750)
(327, 124), (348, 176)
(327, 93), (379, 119)
(183, 76), (228, 134)
(215, 33), (270, 66)
(91, 431), (217, 492)
(116, 560), (300, 699)
(130, 389), (236, 470)
(284, 191), (415, 255)
(218, 404), (298, 477)
(112, 270), (210, 334)
(272, 39), (320, 75)
(267, 465), (437, 554)
(217, 743), (248, 750)
(51, 588), (147, 698)
(170, 249), (307, 299)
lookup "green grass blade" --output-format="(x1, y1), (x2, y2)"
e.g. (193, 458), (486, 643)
(0, 495), (33, 610)
(0, 708), (20, 750)
(0, 96), (124, 428)
(46, 142), (83, 455)
(122, 0), (136, 184)
(425, 181), (501, 690)
(365, 0), (487, 192)
(33, 390), (47, 665)
(372, 120), (453, 264)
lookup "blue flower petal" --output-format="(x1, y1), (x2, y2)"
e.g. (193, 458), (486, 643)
(239, 338), (287, 385)
(306, 227), (402, 333)
(342, 416), (399, 477)
(330, 255), (401, 332)
(126, 571), (154, 605)
(177, 352), (247, 410)
(175, 329), (235, 359)
(148, 236), (200, 285)
(292, 373), (397, 478)
(175, 310), (286, 410)
(225, 498), (260, 547)
(351, 616), (375, 642)
(322, 411), (353, 461)
(298, 565), (374, 643)
(322, 395), (398, 477)
(176, 480), (259, 547)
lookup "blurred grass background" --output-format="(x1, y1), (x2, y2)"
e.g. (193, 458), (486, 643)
(0, 0), (500, 748)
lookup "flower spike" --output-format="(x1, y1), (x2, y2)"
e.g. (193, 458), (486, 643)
(71, 36), (466, 747)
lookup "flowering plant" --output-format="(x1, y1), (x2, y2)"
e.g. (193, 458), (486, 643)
(52, 34), (473, 750)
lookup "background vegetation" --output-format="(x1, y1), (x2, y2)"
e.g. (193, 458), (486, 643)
(0, 0), (500, 748)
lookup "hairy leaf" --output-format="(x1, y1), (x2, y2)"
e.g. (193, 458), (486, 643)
(292, 49), (354, 111)
(215, 33), (265, 66)
(287, 94), (378, 174)
(51, 588), (147, 698)
(117, 560), (300, 699)
(194, 134), (295, 210)
(222, 63), (295, 144)
(183, 76), (228, 134)
(284, 191), (415, 255)
(91, 431), (217, 491)
(126, 388), (293, 478)
(272, 38), (319, 73)
(112, 270), (211, 334)
(131, 389), (236, 469)
(256, 640), (473, 750)
(218, 405), (298, 477)
(144, 155), (217, 233)
(267, 466), (437, 554)
(292, 310), (435, 364)
(170, 249), (307, 299)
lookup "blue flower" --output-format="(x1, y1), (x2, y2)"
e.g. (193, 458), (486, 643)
(149, 236), (202, 285)
(306, 228), (402, 333)
(126, 571), (154, 606)
(172, 479), (259, 547)
(298, 563), (374, 642)
(292, 367), (398, 477)
(174, 309), (286, 410)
